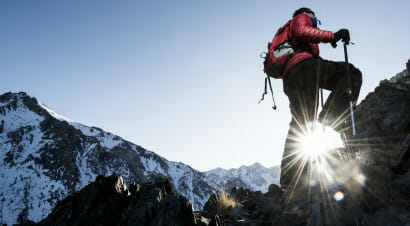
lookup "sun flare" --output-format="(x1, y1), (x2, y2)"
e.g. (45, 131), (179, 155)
(297, 124), (343, 161)
(283, 123), (346, 190)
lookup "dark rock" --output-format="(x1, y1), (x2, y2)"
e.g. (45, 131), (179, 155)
(230, 187), (262, 212)
(351, 66), (410, 215)
(365, 208), (405, 226)
(267, 183), (282, 195)
(38, 174), (196, 226)
(209, 215), (222, 226)
(20, 219), (36, 226)
(202, 193), (219, 216)
(340, 200), (367, 226)
(121, 178), (195, 225)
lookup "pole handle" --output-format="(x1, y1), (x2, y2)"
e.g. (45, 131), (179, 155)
(343, 41), (356, 136)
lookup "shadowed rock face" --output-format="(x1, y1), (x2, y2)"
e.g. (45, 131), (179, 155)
(197, 182), (407, 226)
(351, 66), (410, 211)
(37, 174), (196, 226)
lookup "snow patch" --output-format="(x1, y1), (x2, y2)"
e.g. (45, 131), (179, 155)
(204, 163), (280, 193)
(75, 143), (98, 190)
(0, 102), (44, 133)
(39, 103), (73, 122)
(140, 156), (165, 175)
(71, 122), (122, 149)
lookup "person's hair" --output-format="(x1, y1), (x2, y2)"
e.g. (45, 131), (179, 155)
(293, 7), (315, 18)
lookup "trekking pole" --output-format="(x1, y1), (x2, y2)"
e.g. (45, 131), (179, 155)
(320, 88), (325, 132)
(343, 41), (356, 136)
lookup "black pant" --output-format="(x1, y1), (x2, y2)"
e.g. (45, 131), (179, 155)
(280, 57), (362, 187)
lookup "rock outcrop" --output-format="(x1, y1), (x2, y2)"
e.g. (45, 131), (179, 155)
(38, 174), (196, 226)
(353, 65), (409, 201)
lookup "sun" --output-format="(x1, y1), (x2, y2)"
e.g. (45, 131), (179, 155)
(284, 123), (345, 189)
(297, 124), (343, 161)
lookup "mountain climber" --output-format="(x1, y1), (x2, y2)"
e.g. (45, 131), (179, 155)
(278, 7), (362, 188)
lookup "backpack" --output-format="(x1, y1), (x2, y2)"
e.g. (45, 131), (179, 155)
(262, 20), (294, 79)
(259, 20), (294, 109)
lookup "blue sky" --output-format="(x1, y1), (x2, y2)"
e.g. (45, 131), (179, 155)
(1, 0), (409, 171)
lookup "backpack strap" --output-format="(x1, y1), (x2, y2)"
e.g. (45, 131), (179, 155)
(276, 20), (292, 35)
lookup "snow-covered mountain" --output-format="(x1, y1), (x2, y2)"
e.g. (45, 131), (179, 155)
(0, 92), (215, 224)
(204, 162), (280, 192)
(0, 92), (280, 224)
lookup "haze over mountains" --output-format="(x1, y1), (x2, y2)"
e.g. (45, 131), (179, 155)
(0, 92), (279, 224)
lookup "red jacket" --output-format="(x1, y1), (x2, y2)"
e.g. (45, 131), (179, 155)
(283, 14), (334, 76)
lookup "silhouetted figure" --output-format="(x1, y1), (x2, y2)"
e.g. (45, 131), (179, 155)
(278, 8), (362, 188)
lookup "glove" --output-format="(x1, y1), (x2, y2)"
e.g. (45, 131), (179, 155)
(334, 29), (350, 43)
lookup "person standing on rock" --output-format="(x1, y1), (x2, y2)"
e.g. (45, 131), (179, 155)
(271, 7), (363, 188)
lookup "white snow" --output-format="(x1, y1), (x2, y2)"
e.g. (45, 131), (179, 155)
(75, 143), (98, 190)
(71, 122), (122, 149)
(40, 103), (122, 150)
(167, 162), (187, 186)
(39, 103), (73, 122)
(0, 123), (66, 224)
(1, 102), (44, 133)
(0, 95), (68, 224)
(140, 156), (166, 175)
(204, 163), (280, 193)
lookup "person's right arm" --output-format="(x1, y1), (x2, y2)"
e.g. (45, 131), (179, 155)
(290, 14), (334, 44)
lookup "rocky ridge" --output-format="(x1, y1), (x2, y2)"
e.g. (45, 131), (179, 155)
(36, 174), (196, 226)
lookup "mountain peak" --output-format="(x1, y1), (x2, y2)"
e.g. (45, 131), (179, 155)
(0, 92), (36, 107)
(204, 163), (280, 193)
(0, 91), (29, 100)
(0, 92), (222, 224)
(249, 162), (264, 168)
(0, 91), (51, 121)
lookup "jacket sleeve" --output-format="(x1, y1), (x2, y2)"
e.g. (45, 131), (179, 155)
(290, 14), (334, 43)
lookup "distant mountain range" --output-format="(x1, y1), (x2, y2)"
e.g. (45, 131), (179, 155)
(0, 92), (280, 225)
(204, 162), (280, 192)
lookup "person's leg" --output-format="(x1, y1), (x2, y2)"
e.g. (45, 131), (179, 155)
(280, 58), (319, 188)
(280, 119), (311, 188)
(317, 59), (362, 132)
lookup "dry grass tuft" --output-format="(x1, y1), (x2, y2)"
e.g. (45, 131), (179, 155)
(216, 187), (238, 215)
